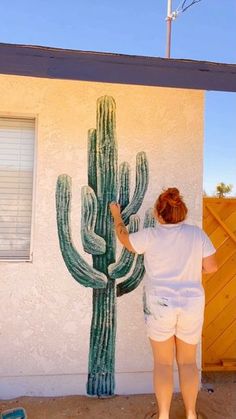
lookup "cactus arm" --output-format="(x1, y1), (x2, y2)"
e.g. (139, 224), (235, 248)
(108, 215), (139, 279)
(56, 174), (107, 289)
(116, 254), (145, 297)
(88, 129), (97, 194)
(81, 186), (106, 255)
(143, 208), (156, 228)
(116, 208), (156, 296)
(118, 162), (130, 211)
(121, 152), (149, 225)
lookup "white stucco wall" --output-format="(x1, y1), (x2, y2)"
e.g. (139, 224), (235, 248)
(0, 74), (204, 399)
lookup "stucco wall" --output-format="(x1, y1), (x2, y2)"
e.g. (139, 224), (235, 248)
(0, 74), (204, 398)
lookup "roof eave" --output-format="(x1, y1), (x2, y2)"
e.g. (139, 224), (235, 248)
(0, 42), (236, 92)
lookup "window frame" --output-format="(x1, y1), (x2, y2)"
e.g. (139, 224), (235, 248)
(0, 112), (38, 262)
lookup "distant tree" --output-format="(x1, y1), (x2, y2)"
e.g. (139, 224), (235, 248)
(203, 190), (208, 197)
(216, 182), (233, 198)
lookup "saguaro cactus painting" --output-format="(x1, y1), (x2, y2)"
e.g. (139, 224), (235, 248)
(56, 96), (153, 397)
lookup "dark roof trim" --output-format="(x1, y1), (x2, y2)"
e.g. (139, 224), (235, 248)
(0, 43), (236, 92)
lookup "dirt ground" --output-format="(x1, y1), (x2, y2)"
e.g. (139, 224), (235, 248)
(0, 373), (235, 419)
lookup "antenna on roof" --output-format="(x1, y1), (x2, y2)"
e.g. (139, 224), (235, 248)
(166, 0), (202, 58)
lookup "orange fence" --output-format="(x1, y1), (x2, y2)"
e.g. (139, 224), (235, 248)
(202, 198), (236, 371)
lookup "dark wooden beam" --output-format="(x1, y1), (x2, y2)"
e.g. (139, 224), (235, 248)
(0, 43), (236, 92)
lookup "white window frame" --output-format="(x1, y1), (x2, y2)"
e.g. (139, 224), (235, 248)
(0, 112), (38, 262)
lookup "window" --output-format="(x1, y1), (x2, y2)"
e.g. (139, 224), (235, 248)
(0, 117), (35, 261)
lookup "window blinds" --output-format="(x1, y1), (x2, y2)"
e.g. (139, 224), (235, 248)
(0, 117), (35, 260)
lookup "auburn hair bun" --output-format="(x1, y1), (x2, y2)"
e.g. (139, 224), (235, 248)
(155, 187), (187, 224)
(161, 188), (182, 207)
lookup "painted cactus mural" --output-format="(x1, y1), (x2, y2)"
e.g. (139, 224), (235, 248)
(56, 96), (154, 397)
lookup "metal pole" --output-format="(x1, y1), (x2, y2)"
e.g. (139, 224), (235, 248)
(166, 0), (172, 58)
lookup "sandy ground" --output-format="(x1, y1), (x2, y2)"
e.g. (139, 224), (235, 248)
(0, 373), (235, 419)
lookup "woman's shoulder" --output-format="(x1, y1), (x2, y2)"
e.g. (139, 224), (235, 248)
(182, 223), (203, 235)
(141, 226), (158, 239)
(142, 226), (156, 234)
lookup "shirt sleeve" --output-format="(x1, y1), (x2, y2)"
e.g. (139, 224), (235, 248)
(129, 228), (151, 254)
(201, 230), (216, 258)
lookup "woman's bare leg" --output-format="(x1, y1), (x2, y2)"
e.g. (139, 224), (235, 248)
(149, 336), (175, 419)
(176, 337), (199, 419)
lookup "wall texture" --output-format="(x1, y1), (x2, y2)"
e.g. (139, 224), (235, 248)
(0, 74), (204, 398)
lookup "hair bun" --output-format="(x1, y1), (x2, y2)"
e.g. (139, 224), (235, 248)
(155, 187), (187, 223)
(162, 188), (182, 207)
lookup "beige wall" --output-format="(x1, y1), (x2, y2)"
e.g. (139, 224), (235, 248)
(0, 74), (204, 398)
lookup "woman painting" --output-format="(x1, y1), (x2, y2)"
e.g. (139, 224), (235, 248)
(109, 188), (217, 419)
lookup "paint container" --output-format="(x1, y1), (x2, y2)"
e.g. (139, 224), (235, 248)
(1, 408), (27, 419)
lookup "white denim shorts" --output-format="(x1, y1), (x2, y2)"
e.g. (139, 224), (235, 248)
(143, 291), (205, 345)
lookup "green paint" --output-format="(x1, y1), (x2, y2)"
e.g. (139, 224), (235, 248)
(143, 287), (152, 316)
(56, 95), (154, 397)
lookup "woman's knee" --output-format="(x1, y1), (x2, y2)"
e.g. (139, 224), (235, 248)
(176, 352), (197, 367)
(154, 359), (174, 369)
(149, 336), (175, 366)
(176, 359), (197, 369)
(175, 337), (198, 366)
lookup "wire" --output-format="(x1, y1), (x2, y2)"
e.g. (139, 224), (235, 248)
(171, 0), (202, 20)
(181, 0), (202, 13)
(175, 1), (185, 14)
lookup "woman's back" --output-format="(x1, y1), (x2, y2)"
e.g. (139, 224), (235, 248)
(129, 222), (215, 298)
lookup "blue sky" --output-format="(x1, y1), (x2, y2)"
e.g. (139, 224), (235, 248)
(0, 0), (235, 195)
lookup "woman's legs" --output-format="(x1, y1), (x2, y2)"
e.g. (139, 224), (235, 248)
(175, 337), (199, 419)
(149, 336), (175, 419)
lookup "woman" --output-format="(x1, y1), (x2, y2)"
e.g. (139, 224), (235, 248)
(109, 188), (217, 419)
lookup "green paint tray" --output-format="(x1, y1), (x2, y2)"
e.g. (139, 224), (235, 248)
(1, 408), (27, 419)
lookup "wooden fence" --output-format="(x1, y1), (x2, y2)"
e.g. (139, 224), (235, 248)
(202, 198), (236, 371)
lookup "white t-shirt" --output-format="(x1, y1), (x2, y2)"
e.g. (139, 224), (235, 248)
(129, 222), (216, 298)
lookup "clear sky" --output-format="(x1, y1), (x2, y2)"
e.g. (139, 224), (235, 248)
(0, 0), (235, 195)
